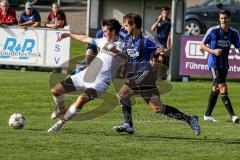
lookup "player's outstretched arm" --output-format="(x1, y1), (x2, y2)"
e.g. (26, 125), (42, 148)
(57, 33), (92, 43)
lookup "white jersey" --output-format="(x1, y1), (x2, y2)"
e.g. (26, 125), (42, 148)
(71, 37), (125, 94)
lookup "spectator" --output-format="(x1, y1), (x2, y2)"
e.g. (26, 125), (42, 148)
(44, 2), (67, 29)
(0, 0), (17, 25)
(151, 7), (171, 67)
(18, 2), (41, 27)
(151, 7), (171, 48)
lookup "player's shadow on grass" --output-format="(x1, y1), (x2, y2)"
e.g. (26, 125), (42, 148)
(24, 128), (47, 132)
(58, 129), (240, 144)
(134, 134), (240, 144)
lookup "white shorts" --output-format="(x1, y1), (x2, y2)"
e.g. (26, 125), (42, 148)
(70, 71), (109, 96)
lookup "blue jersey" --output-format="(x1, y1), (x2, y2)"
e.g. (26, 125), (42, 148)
(123, 33), (161, 73)
(96, 29), (103, 38)
(155, 18), (171, 48)
(202, 25), (240, 69)
(119, 28), (128, 40)
(19, 9), (41, 23)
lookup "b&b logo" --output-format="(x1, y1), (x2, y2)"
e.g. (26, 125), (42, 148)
(3, 38), (35, 53)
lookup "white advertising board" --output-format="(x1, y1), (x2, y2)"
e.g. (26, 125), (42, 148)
(0, 26), (70, 68)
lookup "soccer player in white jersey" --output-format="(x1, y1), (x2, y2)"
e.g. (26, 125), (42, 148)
(48, 18), (127, 133)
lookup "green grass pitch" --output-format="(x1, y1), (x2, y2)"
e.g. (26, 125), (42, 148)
(0, 40), (240, 160)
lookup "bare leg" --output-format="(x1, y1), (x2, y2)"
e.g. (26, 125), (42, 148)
(48, 93), (90, 133)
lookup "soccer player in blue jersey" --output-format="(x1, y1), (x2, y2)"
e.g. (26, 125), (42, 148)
(113, 13), (201, 136)
(201, 9), (240, 123)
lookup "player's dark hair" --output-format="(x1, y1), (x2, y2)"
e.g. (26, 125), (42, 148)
(123, 13), (142, 29)
(102, 18), (122, 35)
(52, 1), (58, 6)
(219, 9), (231, 18)
(162, 6), (170, 11)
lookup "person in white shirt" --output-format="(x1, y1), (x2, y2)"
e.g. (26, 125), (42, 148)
(48, 18), (127, 133)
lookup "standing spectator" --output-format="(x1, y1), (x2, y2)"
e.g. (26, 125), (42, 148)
(151, 7), (171, 66)
(151, 7), (171, 48)
(0, 0), (17, 25)
(44, 2), (67, 29)
(201, 9), (240, 123)
(18, 2), (41, 27)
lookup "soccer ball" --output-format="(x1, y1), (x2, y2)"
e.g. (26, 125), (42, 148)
(8, 113), (25, 129)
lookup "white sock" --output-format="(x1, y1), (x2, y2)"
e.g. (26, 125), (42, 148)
(53, 95), (65, 108)
(57, 119), (64, 125)
(63, 103), (79, 121)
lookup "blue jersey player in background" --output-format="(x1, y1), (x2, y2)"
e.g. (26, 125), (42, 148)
(201, 9), (240, 123)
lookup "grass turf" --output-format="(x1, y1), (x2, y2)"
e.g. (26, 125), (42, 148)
(0, 40), (240, 160)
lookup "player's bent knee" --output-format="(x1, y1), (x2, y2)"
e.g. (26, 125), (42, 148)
(51, 88), (60, 96)
(83, 88), (98, 100)
(218, 84), (226, 89)
(117, 94), (121, 99)
(219, 86), (227, 93)
(117, 92), (127, 100)
(151, 105), (164, 114)
(154, 109), (161, 114)
(78, 94), (89, 102)
(119, 96), (131, 107)
(149, 101), (165, 114)
(212, 86), (220, 93)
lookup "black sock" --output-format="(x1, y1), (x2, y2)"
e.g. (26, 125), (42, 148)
(221, 93), (235, 117)
(205, 91), (219, 116)
(164, 105), (191, 123)
(120, 98), (133, 127)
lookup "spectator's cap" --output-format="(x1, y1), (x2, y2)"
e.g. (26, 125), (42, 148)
(25, 2), (33, 9)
